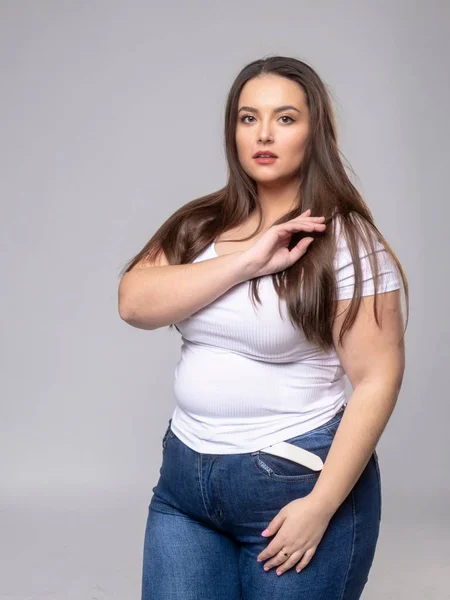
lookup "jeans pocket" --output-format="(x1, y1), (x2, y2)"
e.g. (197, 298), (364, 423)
(250, 430), (332, 482)
(250, 407), (346, 482)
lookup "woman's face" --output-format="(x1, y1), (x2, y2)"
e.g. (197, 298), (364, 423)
(235, 74), (310, 186)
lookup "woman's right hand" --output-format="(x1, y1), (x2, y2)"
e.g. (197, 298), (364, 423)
(242, 209), (326, 278)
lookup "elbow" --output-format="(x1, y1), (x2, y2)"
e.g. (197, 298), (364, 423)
(118, 300), (135, 324)
(355, 372), (404, 398)
(118, 303), (135, 323)
(118, 279), (141, 325)
(118, 305), (157, 330)
(118, 290), (156, 329)
(117, 281), (168, 330)
(118, 301), (162, 331)
(118, 287), (135, 323)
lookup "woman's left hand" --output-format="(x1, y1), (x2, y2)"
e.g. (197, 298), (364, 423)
(256, 494), (333, 575)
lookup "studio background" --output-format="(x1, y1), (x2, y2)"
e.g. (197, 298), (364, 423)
(1, 1), (448, 598)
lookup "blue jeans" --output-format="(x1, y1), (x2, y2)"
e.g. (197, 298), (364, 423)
(141, 405), (382, 599)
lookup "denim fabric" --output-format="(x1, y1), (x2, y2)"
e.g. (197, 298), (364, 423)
(142, 405), (381, 599)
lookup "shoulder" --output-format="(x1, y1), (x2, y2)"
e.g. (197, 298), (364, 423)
(332, 213), (401, 300)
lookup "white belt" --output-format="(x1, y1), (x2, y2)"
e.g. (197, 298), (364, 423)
(258, 441), (324, 472)
(258, 406), (346, 471)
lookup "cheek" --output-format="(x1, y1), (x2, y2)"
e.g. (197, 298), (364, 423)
(285, 129), (308, 153)
(282, 137), (308, 168)
(236, 143), (254, 169)
(236, 131), (250, 155)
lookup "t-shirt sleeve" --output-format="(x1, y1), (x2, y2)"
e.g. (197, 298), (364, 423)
(333, 216), (402, 300)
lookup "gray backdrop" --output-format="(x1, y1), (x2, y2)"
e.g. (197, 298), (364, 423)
(1, 1), (449, 598)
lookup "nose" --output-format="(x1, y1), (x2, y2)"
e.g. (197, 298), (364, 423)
(258, 129), (273, 143)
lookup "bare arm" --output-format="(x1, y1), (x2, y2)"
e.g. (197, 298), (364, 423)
(310, 290), (405, 517)
(118, 212), (326, 331)
(118, 250), (253, 330)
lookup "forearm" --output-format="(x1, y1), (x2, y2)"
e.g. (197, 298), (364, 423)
(309, 380), (401, 518)
(119, 251), (252, 330)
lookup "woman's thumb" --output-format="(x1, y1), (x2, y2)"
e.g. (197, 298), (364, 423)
(303, 237), (314, 246)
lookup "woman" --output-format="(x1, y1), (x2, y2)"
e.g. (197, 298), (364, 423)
(118, 55), (408, 600)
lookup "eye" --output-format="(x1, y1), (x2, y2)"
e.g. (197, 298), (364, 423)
(239, 115), (295, 124)
(280, 115), (295, 124)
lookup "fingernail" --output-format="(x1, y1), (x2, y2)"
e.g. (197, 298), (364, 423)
(261, 529), (269, 535)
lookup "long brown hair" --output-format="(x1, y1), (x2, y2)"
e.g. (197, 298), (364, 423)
(119, 55), (409, 351)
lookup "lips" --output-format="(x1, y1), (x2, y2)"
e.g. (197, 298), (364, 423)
(253, 152), (278, 158)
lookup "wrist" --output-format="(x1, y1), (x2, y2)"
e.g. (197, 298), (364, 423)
(230, 250), (259, 284)
(308, 489), (339, 520)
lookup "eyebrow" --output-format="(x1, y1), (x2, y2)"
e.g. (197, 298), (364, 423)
(237, 105), (301, 114)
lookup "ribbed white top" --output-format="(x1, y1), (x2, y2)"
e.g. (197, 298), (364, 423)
(171, 218), (401, 454)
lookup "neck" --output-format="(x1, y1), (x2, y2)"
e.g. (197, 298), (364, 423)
(255, 179), (301, 226)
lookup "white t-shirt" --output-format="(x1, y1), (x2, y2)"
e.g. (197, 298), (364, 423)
(170, 217), (401, 454)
